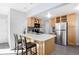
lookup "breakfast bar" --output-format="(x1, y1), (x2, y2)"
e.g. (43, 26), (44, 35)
(22, 34), (56, 55)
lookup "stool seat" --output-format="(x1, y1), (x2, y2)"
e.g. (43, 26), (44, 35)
(25, 42), (36, 49)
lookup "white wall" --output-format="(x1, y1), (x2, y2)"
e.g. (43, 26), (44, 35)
(44, 20), (52, 34)
(10, 9), (27, 49)
(0, 14), (8, 43)
(76, 13), (79, 45)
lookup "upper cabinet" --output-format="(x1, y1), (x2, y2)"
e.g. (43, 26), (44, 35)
(56, 17), (60, 23)
(27, 17), (34, 27)
(67, 13), (76, 26)
(27, 16), (43, 27)
(50, 17), (56, 26)
(50, 15), (67, 27)
(61, 15), (67, 22)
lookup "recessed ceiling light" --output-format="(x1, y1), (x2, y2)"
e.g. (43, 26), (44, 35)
(46, 12), (52, 18)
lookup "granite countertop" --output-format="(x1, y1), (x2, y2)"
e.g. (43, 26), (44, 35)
(21, 33), (56, 41)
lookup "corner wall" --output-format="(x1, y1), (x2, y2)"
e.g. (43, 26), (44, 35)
(9, 9), (27, 49)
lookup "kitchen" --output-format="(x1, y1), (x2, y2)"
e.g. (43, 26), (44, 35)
(0, 3), (79, 55)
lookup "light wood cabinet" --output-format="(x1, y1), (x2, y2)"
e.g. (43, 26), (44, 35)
(50, 15), (67, 27)
(33, 37), (55, 55)
(56, 16), (60, 23)
(27, 18), (32, 27)
(67, 13), (76, 26)
(50, 17), (56, 27)
(27, 17), (43, 27)
(67, 13), (76, 46)
(61, 15), (67, 22)
(68, 26), (76, 45)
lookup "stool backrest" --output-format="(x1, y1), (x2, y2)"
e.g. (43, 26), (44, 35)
(19, 35), (27, 48)
(14, 34), (22, 48)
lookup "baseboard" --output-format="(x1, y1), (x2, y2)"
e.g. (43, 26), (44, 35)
(0, 42), (8, 44)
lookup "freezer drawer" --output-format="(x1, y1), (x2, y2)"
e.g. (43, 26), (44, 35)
(55, 31), (62, 45)
(55, 31), (67, 46)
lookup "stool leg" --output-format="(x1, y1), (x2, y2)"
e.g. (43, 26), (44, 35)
(30, 48), (32, 55)
(26, 49), (27, 55)
(35, 46), (37, 55)
(22, 48), (23, 55)
(17, 47), (19, 55)
(17, 50), (18, 55)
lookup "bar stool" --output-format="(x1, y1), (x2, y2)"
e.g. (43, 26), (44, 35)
(20, 35), (37, 55)
(14, 34), (23, 55)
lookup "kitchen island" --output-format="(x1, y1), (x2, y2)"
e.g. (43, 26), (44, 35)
(22, 34), (56, 55)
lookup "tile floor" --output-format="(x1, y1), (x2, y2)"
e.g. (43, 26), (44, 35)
(0, 43), (79, 55)
(0, 43), (16, 55)
(0, 43), (9, 49)
(51, 45), (79, 55)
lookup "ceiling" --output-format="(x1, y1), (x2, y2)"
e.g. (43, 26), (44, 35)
(0, 3), (63, 15)
(37, 3), (79, 20)
(26, 3), (63, 16)
(0, 3), (79, 18)
(0, 3), (39, 15)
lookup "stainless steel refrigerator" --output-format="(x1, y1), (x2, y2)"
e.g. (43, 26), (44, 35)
(55, 22), (68, 46)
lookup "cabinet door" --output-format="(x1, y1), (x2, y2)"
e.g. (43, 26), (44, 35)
(56, 17), (60, 23)
(51, 17), (56, 26)
(67, 13), (76, 46)
(39, 19), (43, 26)
(67, 13), (76, 26)
(31, 19), (34, 27)
(61, 15), (67, 22)
(68, 26), (76, 46)
(27, 19), (32, 27)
